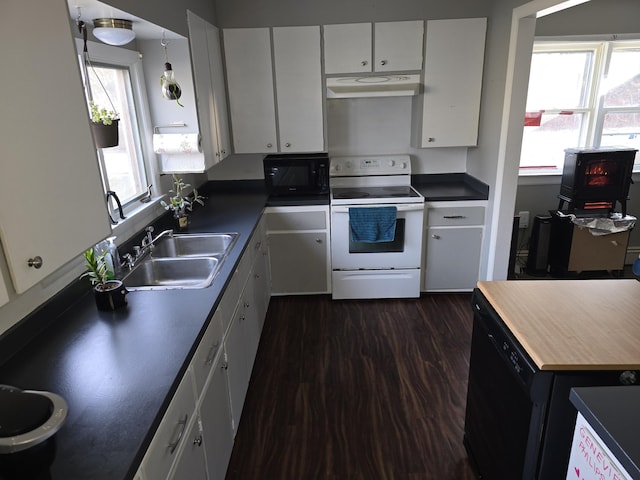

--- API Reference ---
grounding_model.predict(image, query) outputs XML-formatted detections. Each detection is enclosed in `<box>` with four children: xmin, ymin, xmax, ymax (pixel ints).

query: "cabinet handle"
<box><xmin>427</xmin><ymin>137</ymin><xmax>435</xmax><ymax>143</ymax></box>
<box><xmin>28</xmin><ymin>256</ymin><xmax>43</xmax><ymax>269</ymax></box>
<box><xmin>284</xmin><ymin>143</ymin><xmax>291</xmax><ymax>148</ymax></box>
<box><xmin>205</xmin><ymin>341</ymin><xmax>220</xmax><ymax>366</ymax></box>
<box><xmin>380</xmin><ymin>60</ymin><xmax>387</xmax><ymax>66</ymax></box>
<box><xmin>443</xmin><ymin>215</ymin><xmax>467</xmax><ymax>219</ymax></box>
<box><xmin>267</xmin><ymin>143</ymin><xmax>273</xmax><ymax>148</ymax></box>
<box><xmin>215</xmin><ymin>151</ymin><xmax>220</xmax><ymax>157</ymax></box>
<box><xmin>221</xmin><ymin>150</ymin><xmax>226</xmax><ymax>155</ymax></box>
<box><xmin>168</xmin><ymin>414</ymin><xmax>188</xmax><ymax>454</ymax></box>
<box><xmin>361</xmin><ymin>60</ymin><xmax>368</xmax><ymax>66</ymax></box>
<box><xmin>431</xmin><ymin>234</ymin><xmax>441</xmax><ymax>239</ymax></box>
<box><xmin>244</xmin><ymin>302</ymin><xmax>250</xmax><ymax>309</ymax></box>
<box><xmin>193</xmin><ymin>435</ymin><xmax>203</xmax><ymax>447</ymax></box>
<box><xmin>221</xmin><ymin>361</ymin><xmax>229</xmax><ymax>370</ymax></box>
<box><xmin>240</xmin><ymin>315</ymin><xmax>246</xmax><ymax>322</ymax></box>
<box><xmin>315</xmin><ymin>238</ymin><xmax>323</xmax><ymax>244</ymax></box>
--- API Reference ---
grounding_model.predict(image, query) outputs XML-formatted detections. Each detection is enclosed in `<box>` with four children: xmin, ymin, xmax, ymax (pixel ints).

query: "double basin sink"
<box><xmin>122</xmin><ymin>231</ymin><xmax>238</xmax><ymax>290</ymax></box>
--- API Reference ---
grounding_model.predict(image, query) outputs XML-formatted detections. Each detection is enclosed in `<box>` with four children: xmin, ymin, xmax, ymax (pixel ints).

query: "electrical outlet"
<box><xmin>518</xmin><ymin>211</ymin><xmax>530</xmax><ymax>229</ymax></box>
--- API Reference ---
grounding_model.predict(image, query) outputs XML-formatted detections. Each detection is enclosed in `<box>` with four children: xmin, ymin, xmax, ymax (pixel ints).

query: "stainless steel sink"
<box><xmin>151</xmin><ymin>232</ymin><xmax>239</xmax><ymax>259</ymax></box>
<box><xmin>121</xmin><ymin>231</ymin><xmax>239</xmax><ymax>290</ymax></box>
<box><xmin>123</xmin><ymin>257</ymin><xmax>221</xmax><ymax>290</ymax></box>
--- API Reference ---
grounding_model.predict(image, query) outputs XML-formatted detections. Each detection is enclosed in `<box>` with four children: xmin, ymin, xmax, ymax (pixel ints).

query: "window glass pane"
<box><xmin>88</xmin><ymin>65</ymin><xmax>147</xmax><ymax>206</ymax></box>
<box><xmin>526</xmin><ymin>51</ymin><xmax>593</xmax><ymax>110</ymax></box>
<box><xmin>520</xmin><ymin>113</ymin><xmax>585</xmax><ymax>170</ymax></box>
<box><xmin>603</xmin><ymin>49</ymin><xmax>640</xmax><ymax>108</ymax></box>
<box><xmin>600</xmin><ymin>112</ymin><xmax>640</xmax><ymax>154</ymax></box>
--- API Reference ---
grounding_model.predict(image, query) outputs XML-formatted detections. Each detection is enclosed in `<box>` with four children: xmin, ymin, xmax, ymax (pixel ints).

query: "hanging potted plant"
<box><xmin>81</xmin><ymin>247</ymin><xmax>128</xmax><ymax>311</ymax></box>
<box><xmin>89</xmin><ymin>101</ymin><xmax>120</xmax><ymax>149</ymax></box>
<box><xmin>160</xmin><ymin>175</ymin><xmax>206</xmax><ymax>231</ymax></box>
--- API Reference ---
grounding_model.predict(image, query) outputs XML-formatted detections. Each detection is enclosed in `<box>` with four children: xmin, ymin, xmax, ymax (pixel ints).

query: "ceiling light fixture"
<box><xmin>92</xmin><ymin>18</ymin><xmax>135</xmax><ymax>46</ymax></box>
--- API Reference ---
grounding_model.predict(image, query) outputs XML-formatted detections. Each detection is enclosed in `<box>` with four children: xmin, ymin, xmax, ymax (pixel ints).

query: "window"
<box><xmin>76</xmin><ymin>39</ymin><xmax>155</xmax><ymax>218</ymax></box>
<box><xmin>520</xmin><ymin>40</ymin><xmax>640</xmax><ymax>174</ymax></box>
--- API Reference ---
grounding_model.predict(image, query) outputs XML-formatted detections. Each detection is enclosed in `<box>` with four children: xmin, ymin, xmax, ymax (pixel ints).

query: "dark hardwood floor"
<box><xmin>225</xmin><ymin>294</ymin><xmax>478</xmax><ymax>480</ymax></box>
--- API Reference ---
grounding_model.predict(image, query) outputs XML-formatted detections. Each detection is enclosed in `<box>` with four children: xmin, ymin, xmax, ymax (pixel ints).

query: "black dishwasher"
<box><xmin>463</xmin><ymin>289</ymin><xmax>639</xmax><ymax>479</ymax></box>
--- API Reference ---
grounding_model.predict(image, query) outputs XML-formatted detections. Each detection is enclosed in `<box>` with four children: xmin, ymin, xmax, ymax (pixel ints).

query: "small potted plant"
<box><xmin>160</xmin><ymin>175</ymin><xmax>206</xmax><ymax>231</ymax></box>
<box><xmin>89</xmin><ymin>101</ymin><xmax>120</xmax><ymax>148</ymax></box>
<box><xmin>81</xmin><ymin>247</ymin><xmax>127</xmax><ymax>311</ymax></box>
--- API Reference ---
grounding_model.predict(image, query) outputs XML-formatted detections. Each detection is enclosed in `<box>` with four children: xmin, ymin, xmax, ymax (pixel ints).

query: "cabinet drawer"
<box><xmin>266</xmin><ymin>210</ymin><xmax>327</xmax><ymax>231</ymax></box>
<box><xmin>427</xmin><ymin>206</ymin><xmax>484</xmax><ymax>226</ymax></box>
<box><xmin>142</xmin><ymin>371</ymin><xmax>196</xmax><ymax>480</ymax></box>
<box><xmin>192</xmin><ymin>310</ymin><xmax>224</xmax><ymax>395</ymax></box>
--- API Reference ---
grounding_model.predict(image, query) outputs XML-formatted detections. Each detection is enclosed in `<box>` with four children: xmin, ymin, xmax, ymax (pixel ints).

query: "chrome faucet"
<box><xmin>122</xmin><ymin>227</ymin><xmax>173</xmax><ymax>270</ymax></box>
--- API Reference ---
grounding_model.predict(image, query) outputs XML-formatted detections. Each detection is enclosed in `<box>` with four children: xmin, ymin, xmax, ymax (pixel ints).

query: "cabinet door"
<box><xmin>414</xmin><ymin>18</ymin><xmax>486</xmax><ymax>147</ymax></box>
<box><xmin>268</xmin><ymin>231</ymin><xmax>329</xmax><ymax>294</ymax></box>
<box><xmin>208</xmin><ymin>24</ymin><xmax>231</xmax><ymax>161</ymax></box>
<box><xmin>0</xmin><ymin>0</ymin><xmax>111</xmax><ymax>294</ymax></box>
<box><xmin>273</xmin><ymin>26</ymin><xmax>324</xmax><ymax>152</ymax></box>
<box><xmin>223</xmin><ymin>28</ymin><xmax>277</xmax><ymax>153</ymax></box>
<box><xmin>424</xmin><ymin>226</ymin><xmax>483</xmax><ymax>292</ymax></box>
<box><xmin>200</xmin><ymin>359</ymin><xmax>234</xmax><ymax>480</ymax></box>
<box><xmin>374</xmin><ymin>21</ymin><xmax>424</xmax><ymax>72</ymax></box>
<box><xmin>241</xmin><ymin>270</ymin><xmax>262</xmax><ymax>371</ymax></box>
<box><xmin>168</xmin><ymin>416</ymin><xmax>207</xmax><ymax>480</ymax></box>
<box><xmin>0</xmin><ymin>270</ymin><xmax>9</xmax><ymax>308</ymax></box>
<box><xmin>224</xmin><ymin>308</ymin><xmax>250</xmax><ymax>434</ymax></box>
<box><xmin>187</xmin><ymin>11</ymin><xmax>218</xmax><ymax>170</ymax></box>
<box><xmin>323</xmin><ymin>23</ymin><xmax>372</xmax><ymax>74</ymax></box>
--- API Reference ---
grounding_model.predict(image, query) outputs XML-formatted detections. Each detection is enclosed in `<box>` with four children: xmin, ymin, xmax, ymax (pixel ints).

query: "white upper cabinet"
<box><xmin>323</xmin><ymin>23</ymin><xmax>372</xmax><ymax>74</ymax></box>
<box><xmin>413</xmin><ymin>18</ymin><xmax>487</xmax><ymax>148</ymax></box>
<box><xmin>224</xmin><ymin>28</ymin><xmax>278</xmax><ymax>154</ymax></box>
<box><xmin>324</xmin><ymin>21</ymin><xmax>424</xmax><ymax>74</ymax></box>
<box><xmin>224</xmin><ymin>26</ymin><xmax>324</xmax><ymax>154</ymax></box>
<box><xmin>272</xmin><ymin>26</ymin><xmax>324</xmax><ymax>152</ymax></box>
<box><xmin>0</xmin><ymin>0</ymin><xmax>111</xmax><ymax>294</ymax></box>
<box><xmin>187</xmin><ymin>11</ymin><xmax>231</xmax><ymax>166</ymax></box>
<box><xmin>374</xmin><ymin>21</ymin><xmax>424</xmax><ymax>72</ymax></box>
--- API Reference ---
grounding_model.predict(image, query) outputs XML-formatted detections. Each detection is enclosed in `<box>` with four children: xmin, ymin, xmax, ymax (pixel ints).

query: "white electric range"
<box><xmin>329</xmin><ymin>155</ymin><xmax>425</xmax><ymax>299</ymax></box>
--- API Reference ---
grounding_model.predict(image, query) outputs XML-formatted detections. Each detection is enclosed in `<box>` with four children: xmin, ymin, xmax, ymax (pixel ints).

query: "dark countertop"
<box><xmin>0</xmin><ymin>174</ymin><xmax>486</xmax><ymax>479</ymax></box>
<box><xmin>412</xmin><ymin>173</ymin><xmax>489</xmax><ymax>201</ymax></box>
<box><xmin>0</xmin><ymin>184</ymin><xmax>268</xmax><ymax>480</ymax></box>
<box><xmin>570</xmin><ymin>386</ymin><xmax>640</xmax><ymax>478</ymax></box>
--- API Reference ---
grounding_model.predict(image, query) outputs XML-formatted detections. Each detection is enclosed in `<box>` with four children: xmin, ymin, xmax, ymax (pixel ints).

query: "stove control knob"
<box><xmin>388</xmin><ymin>160</ymin><xmax>396</xmax><ymax>167</ymax></box>
<box><xmin>334</xmin><ymin>164</ymin><xmax>341</xmax><ymax>172</ymax></box>
<box><xmin>345</xmin><ymin>161</ymin><xmax>353</xmax><ymax>170</ymax></box>
<box><xmin>401</xmin><ymin>162</ymin><xmax>408</xmax><ymax>169</ymax></box>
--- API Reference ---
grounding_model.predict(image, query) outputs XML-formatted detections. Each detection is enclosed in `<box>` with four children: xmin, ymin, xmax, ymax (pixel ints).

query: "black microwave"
<box><xmin>263</xmin><ymin>153</ymin><xmax>329</xmax><ymax>196</ymax></box>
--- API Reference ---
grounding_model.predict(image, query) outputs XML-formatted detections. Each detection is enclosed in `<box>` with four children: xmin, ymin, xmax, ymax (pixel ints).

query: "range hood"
<box><xmin>326</xmin><ymin>74</ymin><xmax>421</xmax><ymax>99</ymax></box>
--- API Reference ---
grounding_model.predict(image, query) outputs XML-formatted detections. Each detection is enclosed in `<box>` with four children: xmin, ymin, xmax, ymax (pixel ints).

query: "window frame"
<box><xmin>75</xmin><ymin>39</ymin><xmax>160</xmax><ymax>219</ymax></box>
<box><xmin>520</xmin><ymin>37</ymin><xmax>640</xmax><ymax>176</ymax></box>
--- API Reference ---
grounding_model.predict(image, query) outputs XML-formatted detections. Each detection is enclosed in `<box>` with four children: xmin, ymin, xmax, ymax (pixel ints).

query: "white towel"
<box><xmin>153</xmin><ymin>133</ymin><xmax>201</xmax><ymax>154</ymax></box>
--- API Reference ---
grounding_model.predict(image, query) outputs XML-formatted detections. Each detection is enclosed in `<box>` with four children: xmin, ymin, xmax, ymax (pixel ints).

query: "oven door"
<box><xmin>330</xmin><ymin>203</ymin><xmax>424</xmax><ymax>270</ymax></box>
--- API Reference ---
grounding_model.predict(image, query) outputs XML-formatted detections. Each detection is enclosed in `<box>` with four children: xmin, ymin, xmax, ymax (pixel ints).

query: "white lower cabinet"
<box><xmin>265</xmin><ymin>206</ymin><xmax>331</xmax><ymax>295</ymax></box>
<box><xmin>199</xmin><ymin>356</ymin><xmax>234</xmax><ymax>480</ymax></box>
<box><xmin>423</xmin><ymin>202</ymin><xmax>486</xmax><ymax>292</ymax></box>
<box><xmin>139</xmin><ymin>218</ymin><xmax>270</xmax><ymax>479</ymax></box>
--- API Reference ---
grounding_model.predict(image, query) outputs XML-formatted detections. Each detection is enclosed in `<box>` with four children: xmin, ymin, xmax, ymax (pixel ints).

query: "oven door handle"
<box><xmin>331</xmin><ymin>204</ymin><xmax>425</xmax><ymax>213</ymax></box>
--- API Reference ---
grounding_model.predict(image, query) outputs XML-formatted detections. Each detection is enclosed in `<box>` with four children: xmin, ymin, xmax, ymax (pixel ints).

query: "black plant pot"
<box><xmin>90</xmin><ymin>120</ymin><xmax>119</xmax><ymax>148</ymax></box>
<box><xmin>94</xmin><ymin>280</ymin><xmax>128</xmax><ymax>311</ymax></box>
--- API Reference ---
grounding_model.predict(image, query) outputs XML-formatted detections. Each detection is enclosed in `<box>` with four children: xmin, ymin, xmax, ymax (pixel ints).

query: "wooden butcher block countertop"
<box><xmin>477</xmin><ymin>280</ymin><xmax>640</xmax><ymax>371</ymax></box>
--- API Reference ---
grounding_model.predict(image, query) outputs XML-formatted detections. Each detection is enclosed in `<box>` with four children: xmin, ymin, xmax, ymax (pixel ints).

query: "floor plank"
<box><xmin>225</xmin><ymin>294</ymin><xmax>477</xmax><ymax>480</ymax></box>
